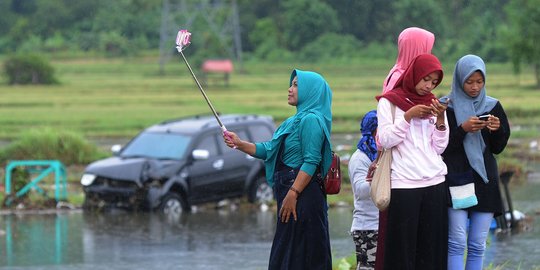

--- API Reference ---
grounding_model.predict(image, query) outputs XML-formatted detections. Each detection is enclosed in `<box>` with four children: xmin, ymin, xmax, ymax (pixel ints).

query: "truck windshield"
<box><xmin>120</xmin><ymin>132</ymin><xmax>191</xmax><ymax>160</ymax></box>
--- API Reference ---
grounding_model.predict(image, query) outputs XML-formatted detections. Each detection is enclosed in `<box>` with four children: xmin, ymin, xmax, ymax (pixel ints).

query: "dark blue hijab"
<box><xmin>357</xmin><ymin>110</ymin><xmax>378</xmax><ymax>161</ymax></box>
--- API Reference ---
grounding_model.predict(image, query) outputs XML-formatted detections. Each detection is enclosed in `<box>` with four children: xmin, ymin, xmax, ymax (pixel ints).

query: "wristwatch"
<box><xmin>436</xmin><ymin>123</ymin><xmax>446</xmax><ymax>131</ymax></box>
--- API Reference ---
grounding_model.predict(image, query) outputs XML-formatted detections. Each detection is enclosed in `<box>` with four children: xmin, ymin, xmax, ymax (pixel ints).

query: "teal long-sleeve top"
<box><xmin>254</xmin><ymin>114</ymin><xmax>325</xmax><ymax>180</ymax></box>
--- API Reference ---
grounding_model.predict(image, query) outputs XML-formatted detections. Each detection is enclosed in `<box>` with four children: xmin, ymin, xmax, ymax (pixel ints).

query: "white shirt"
<box><xmin>348</xmin><ymin>149</ymin><xmax>379</xmax><ymax>231</ymax></box>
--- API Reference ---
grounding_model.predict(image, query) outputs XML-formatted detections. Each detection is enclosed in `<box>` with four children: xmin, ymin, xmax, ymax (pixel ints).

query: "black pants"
<box><xmin>383</xmin><ymin>182</ymin><xmax>448</xmax><ymax>270</ymax></box>
<box><xmin>268</xmin><ymin>167</ymin><xmax>331</xmax><ymax>270</ymax></box>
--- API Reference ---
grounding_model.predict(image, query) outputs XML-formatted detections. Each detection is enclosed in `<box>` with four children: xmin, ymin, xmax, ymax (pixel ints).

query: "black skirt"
<box><xmin>268</xmin><ymin>167</ymin><xmax>332</xmax><ymax>270</ymax></box>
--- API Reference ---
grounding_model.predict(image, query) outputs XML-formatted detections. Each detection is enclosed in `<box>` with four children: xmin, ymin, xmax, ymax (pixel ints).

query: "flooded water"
<box><xmin>0</xmin><ymin>208</ymin><xmax>347</xmax><ymax>270</ymax></box>
<box><xmin>1</xmin><ymin>135</ymin><xmax>540</xmax><ymax>269</ymax></box>
<box><xmin>1</xmin><ymin>180</ymin><xmax>539</xmax><ymax>270</ymax></box>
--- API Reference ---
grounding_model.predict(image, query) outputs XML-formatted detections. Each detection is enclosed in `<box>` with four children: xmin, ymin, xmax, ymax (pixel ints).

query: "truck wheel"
<box><xmin>248</xmin><ymin>176</ymin><xmax>273</xmax><ymax>204</ymax></box>
<box><xmin>159</xmin><ymin>192</ymin><xmax>188</xmax><ymax>214</ymax></box>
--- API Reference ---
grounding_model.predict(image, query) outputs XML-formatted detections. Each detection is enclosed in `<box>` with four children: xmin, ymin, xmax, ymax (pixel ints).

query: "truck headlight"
<box><xmin>81</xmin><ymin>174</ymin><xmax>97</xmax><ymax>186</ymax></box>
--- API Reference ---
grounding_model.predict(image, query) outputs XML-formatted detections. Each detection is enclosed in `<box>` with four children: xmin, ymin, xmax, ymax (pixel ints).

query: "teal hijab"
<box><xmin>262</xmin><ymin>69</ymin><xmax>333</xmax><ymax>186</ymax></box>
<box><xmin>446</xmin><ymin>55</ymin><xmax>497</xmax><ymax>183</ymax></box>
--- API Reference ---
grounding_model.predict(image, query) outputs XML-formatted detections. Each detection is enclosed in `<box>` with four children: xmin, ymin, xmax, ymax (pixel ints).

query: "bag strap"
<box><xmin>379</xmin><ymin>103</ymin><xmax>396</xmax><ymax>154</ymax></box>
<box><xmin>390</xmin><ymin>102</ymin><xmax>396</xmax><ymax>122</ymax></box>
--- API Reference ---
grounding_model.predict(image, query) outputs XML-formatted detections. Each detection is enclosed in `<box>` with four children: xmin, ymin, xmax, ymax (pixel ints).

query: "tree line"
<box><xmin>0</xmin><ymin>0</ymin><xmax>538</xmax><ymax>86</ymax></box>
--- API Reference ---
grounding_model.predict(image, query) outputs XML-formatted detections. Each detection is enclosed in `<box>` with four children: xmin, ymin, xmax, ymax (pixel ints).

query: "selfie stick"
<box><xmin>175</xmin><ymin>30</ymin><xmax>236</xmax><ymax>147</ymax></box>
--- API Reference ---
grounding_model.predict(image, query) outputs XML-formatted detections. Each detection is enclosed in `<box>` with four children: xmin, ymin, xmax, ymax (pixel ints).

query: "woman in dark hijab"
<box><xmin>348</xmin><ymin>110</ymin><xmax>379</xmax><ymax>269</ymax></box>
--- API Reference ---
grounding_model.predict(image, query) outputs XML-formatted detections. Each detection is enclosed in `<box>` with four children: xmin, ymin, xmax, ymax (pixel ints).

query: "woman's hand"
<box><xmin>223</xmin><ymin>131</ymin><xmax>241</xmax><ymax>148</ymax></box>
<box><xmin>486</xmin><ymin>115</ymin><xmax>500</xmax><ymax>132</ymax></box>
<box><xmin>404</xmin><ymin>104</ymin><xmax>433</xmax><ymax>122</ymax></box>
<box><xmin>430</xmin><ymin>98</ymin><xmax>448</xmax><ymax>118</ymax></box>
<box><xmin>223</xmin><ymin>131</ymin><xmax>257</xmax><ymax>155</ymax></box>
<box><xmin>461</xmin><ymin>116</ymin><xmax>488</xmax><ymax>133</ymax></box>
<box><xmin>279</xmin><ymin>190</ymin><xmax>298</xmax><ymax>223</ymax></box>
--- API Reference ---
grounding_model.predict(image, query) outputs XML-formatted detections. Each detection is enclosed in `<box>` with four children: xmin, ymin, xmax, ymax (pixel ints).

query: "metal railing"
<box><xmin>4</xmin><ymin>160</ymin><xmax>67</xmax><ymax>206</ymax></box>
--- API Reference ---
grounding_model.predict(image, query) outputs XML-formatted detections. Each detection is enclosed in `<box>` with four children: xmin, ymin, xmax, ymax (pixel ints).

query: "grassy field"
<box><xmin>0</xmin><ymin>54</ymin><xmax>537</xmax><ymax>191</ymax></box>
<box><xmin>0</xmin><ymin>55</ymin><xmax>539</xmax><ymax>141</ymax></box>
<box><xmin>0</xmin><ymin>55</ymin><xmax>536</xmax><ymax>270</ymax></box>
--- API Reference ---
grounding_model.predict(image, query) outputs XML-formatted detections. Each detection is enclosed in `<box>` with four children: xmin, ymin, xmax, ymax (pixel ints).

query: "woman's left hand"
<box><xmin>430</xmin><ymin>98</ymin><xmax>448</xmax><ymax>118</ymax></box>
<box><xmin>486</xmin><ymin>115</ymin><xmax>500</xmax><ymax>131</ymax></box>
<box><xmin>279</xmin><ymin>191</ymin><xmax>298</xmax><ymax>223</ymax></box>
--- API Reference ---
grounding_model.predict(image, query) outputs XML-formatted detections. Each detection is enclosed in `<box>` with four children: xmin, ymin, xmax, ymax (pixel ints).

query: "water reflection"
<box><xmin>1</xmin><ymin>208</ymin><xmax>278</xmax><ymax>270</ymax></box>
<box><xmin>1</xmin><ymin>181</ymin><xmax>539</xmax><ymax>269</ymax></box>
<box><xmin>2</xmin><ymin>212</ymin><xmax>84</xmax><ymax>267</ymax></box>
<box><xmin>80</xmin><ymin>208</ymin><xmax>278</xmax><ymax>270</ymax></box>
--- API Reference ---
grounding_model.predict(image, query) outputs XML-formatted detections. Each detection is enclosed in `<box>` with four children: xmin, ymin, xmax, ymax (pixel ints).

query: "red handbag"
<box><xmin>324</xmin><ymin>152</ymin><xmax>341</xmax><ymax>194</ymax></box>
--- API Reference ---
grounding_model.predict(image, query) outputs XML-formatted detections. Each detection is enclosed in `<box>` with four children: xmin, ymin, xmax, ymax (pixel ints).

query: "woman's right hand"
<box><xmin>223</xmin><ymin>131</ymin><xmax>240</xmax><ymax>148</ymax></box>
<box><xmin>461</xmin><ymin>116</ymin><xmax>488</xmax><ymax>133</ymax></box>
<box><xmin>223</xmin><ymin>131</ymin><xmax>257</xmax><ymax>155</ymax></box>
<box><xmin>404</xmin><ymin>104</ymin><xmax>433</xmax><ymax>122</ymax></box>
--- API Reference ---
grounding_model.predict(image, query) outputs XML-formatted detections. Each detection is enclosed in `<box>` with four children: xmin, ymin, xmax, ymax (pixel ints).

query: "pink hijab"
<box><xmin>382</xmin><ymin>27</ymin><xmax>435</xmax><ymax>93</ymax></box>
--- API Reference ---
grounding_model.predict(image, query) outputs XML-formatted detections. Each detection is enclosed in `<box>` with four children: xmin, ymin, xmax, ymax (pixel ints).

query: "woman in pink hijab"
<box><xmin>375</xmin><ymin>26</ymin><xmax>436</xmax><ymax>270</ymax></box>
<box><xmin>382</xmin><ymin>27</ymin><xmax>435</xmax><ymax>93</ymax></box>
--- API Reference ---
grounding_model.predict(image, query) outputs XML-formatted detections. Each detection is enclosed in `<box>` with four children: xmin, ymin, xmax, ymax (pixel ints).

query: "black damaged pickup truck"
<box><xmin>81</xmin><ymin>114</ymin><xmax>275</xmax><ymax>214</ymax></box>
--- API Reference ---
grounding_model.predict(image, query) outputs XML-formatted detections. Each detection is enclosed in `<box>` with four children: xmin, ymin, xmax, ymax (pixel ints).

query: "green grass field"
<box><xmin>1</xmin><ymin>55</ymin><xmax>538</xmax><ymax>270</ymax></box>
<box><xmin>0</xmin><ymin>55</ymin><xmax>539</xmax><ymax>141</ymax></box>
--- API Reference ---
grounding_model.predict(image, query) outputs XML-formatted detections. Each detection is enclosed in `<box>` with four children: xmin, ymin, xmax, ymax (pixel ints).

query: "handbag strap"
<box><xmin>383</xmin><ymin>103</ymin><xmax>396</xmax><ymax>155</ymax></box>
<box><xmin>390</xmin><ymin>102</ymin><xmax>396</xmax><ymax>123</ymax></box>
<box><xmin>380</xmin><ymin>103</ymin><xmax>396</xmax><ymax>154</ymax></box>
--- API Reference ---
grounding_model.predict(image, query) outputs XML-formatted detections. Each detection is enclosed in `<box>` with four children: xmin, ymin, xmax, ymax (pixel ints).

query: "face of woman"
<box><xmin>414</xmin><ymin>72</ymin><xmax>440</xmax><ymax>96</ymax></box>
<box><xmin>288</xmin><ymin>76</ymin><xmax>298</xmax><ymax>106</ymax></box>
<box><xmin>463</xmin><ymin>71</ymin><xmax>484</xmax><ymax>98</ymax></box>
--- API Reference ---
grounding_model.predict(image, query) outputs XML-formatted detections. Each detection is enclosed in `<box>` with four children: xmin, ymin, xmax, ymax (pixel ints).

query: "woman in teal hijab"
<box><xmin>224</xmin><ymin>69</ymin><xmax>333</xmax><ymax>269</ymax></box>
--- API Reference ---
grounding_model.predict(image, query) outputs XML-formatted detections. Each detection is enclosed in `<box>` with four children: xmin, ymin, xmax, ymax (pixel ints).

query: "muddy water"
<box><xmin>1</xmin><ymin>135</ymin><xmax>539</xmax><ymax>269</ymax></box>
<box><xmin>1</xmin><ymin>180</ymin><xmax>539</xmax><ymax>270</ymax></box>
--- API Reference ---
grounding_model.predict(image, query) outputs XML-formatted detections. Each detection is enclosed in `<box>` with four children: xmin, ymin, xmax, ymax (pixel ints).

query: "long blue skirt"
<box><xmin>268</xmin><ymin>167</ymin><xmax>332</xmax><ymax>270</ymax></box>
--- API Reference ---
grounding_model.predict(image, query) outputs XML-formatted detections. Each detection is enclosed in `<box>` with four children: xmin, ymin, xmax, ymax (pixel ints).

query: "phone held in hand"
<box><xmin>478</xmin><ymin>114</ymin><xmax>490</xmax><ymax>121</ymax></box>
<box><xmin>438</xmin><ymin>97</ymin><xmax>450</xmax><ymax>105</ymax></box>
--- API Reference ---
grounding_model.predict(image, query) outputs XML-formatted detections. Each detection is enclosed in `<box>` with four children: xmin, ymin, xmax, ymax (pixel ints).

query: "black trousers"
<box><xmin>268</xmin><ymin>167</ymin><xmax>331</xmax><ymax>270</ymax></box>
<box><xmin>383</xmin><ymin>182</ymin><xmax>448</xmax><ymax>270</ymax></box>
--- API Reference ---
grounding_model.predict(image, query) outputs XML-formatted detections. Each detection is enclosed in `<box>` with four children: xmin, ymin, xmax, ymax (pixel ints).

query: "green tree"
<box><xmin>392</xmin><ymin>0</ymin><xmax>446</xmax><ymax>40</ymax></box>
<box><xmin>250</xmin><ymin>17</ymin><xmax>292</xmax><ymax>61</ymax></box>
<box><xmin>91</xmin><ymin>0</ymin><xmax>160</xmax><ymax>51</ymax></box>
<box><xmin>280</xmin><ymin>0</ymin><xmax>341</xmax><ymax>51</ymax></box>
<box><xmin>326</xmin><ymin>0</ymin><xmax>397</xmax><ymax>43</ymax></box>
<box><xmin>299</xmin><ymin>33</ymin><xmax>362</xmax><ymax>62</ymax></box>
<box><xmin>437</xmin><ymin>0</ymin><xmax>509</xmax><ymax>62</ymax></box>
<box><xmin>237</xmin><ymin>0</ymin><xmax>282</xmax><ymax>52</ymax></box>
<box><xmin>505</xmin><ymin>0</ymin><xmax>540</xmax><ymax>88</ymax></box>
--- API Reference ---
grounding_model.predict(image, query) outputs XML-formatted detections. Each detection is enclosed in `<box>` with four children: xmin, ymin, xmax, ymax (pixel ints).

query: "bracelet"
<box><xmin>289</xmin><ymin>186</ymin><xmax>301</xmax><ymax>196</ymax></box>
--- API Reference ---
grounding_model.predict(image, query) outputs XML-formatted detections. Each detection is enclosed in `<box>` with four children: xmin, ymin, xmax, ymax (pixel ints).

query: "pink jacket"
<box><xmin>376</xmin><ymin>98</ymin><xmax>449</xmax><ymax>189</ymax></box>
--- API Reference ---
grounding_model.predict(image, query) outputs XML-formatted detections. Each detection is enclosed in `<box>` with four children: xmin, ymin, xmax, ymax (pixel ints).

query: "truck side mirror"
<box><xmin>192</xmin><ymin>149</ymin><xmax>209</xmax><ymax>160</ymax></box>
<box><xmin>111</xmin><ymin>144</ymin><xmax>122</xmax><ymax>155</ymax></box>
